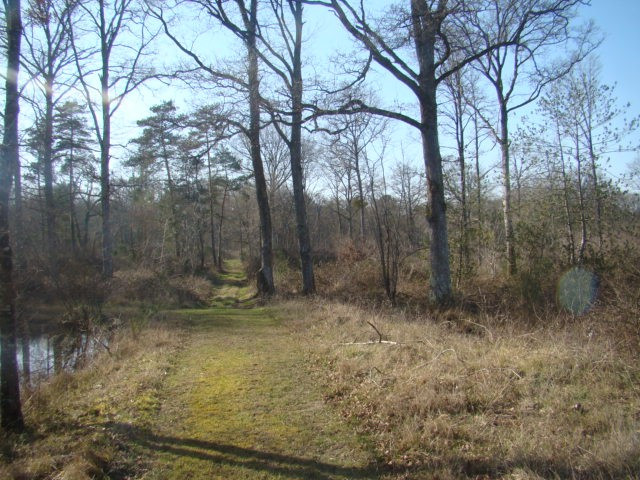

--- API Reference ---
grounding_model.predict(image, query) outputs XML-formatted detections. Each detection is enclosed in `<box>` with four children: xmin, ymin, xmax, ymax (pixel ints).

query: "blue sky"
<box><xmin>116</xmin><ymin>1</ymin><xmax>639</xmax><ymax>185</ymax></box>
<box><xmin>587</xmin><ymin>1</ymin><xmax>640</xmax><ymax>110</ymax></box>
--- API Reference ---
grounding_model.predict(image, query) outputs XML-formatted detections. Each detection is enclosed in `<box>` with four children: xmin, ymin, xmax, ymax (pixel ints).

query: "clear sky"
<box><xmin>587</xmin><ymin>0</ymin><xmax>640</xmax><ymax>109</ymax></box>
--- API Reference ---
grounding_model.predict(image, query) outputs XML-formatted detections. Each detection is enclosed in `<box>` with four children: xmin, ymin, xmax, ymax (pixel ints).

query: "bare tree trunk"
<box><xmin>586</xmin><ymin>139</ymin><xmax>603</xmax><ymax>252</ymax></box>
<box><xmin>412</xmin><ymin>0</ymin><xmax>451</xmax><ymax>304</ymax></box>
<box><xmin>100</xmin><ymin>44</ymin><xmax>113</xmax><ymax>277</ymax></box>
<box><xmin>205</xmin><ymin>135</ymin><xmax>218</xmax><ymax>269</ymax></box>
<box><xmin>0</xmin><ymin>0</ymin><xmax>24</xmax><ymax>432</ymax></box>
<box><xmin>575</xmin><ymin>130</ymin><xmax>587</xmax><ymax>263</ymax></box>
<box><xmin>43</xmin><ymin>80</ymin><xmax>57</xmax><ymax>273</ymax></box>
<box><xmin>13</xmin><ymin>147</ymin><xmax>25</xmax><ymax>269</ymax></box>
<box><xmin>420</xmin><ymin>100</ymin><xmax>452</xmax><ymax>303</ymax></box>
<box><xmin>334</xmin><ymin>191</ymin><xmax>343</xmax><ymax>235</ymax></box>
<box><xmin>289</xmin><ymin>0</ymin><xmax>315</xmax><ymax>294</ymax></box>
<box><xmin>247</xmin><ymin>0</ymin><xmax>274</xmax><ymax>295</ymax></box>
<box><xmin>499</xmin><ymin>101</ymin><xmax>517</xmax><ymax>275</ymax></box>
<box><xmin>354</xmin><ymin>151</ymin><xmax>366</xmax><ymax>244</ymax></box>
<box><xmin>556</xmin><ymin>131</ymin><xmax>576</xmax><ymax>264</ymax></box>
<box><xmin>162</xmin><ymin>152</ymin><xmax>181</xmax><ymax>259</ymax></box>
<box><xmin>68</xmin><ymin>142</ymin><xmax>78</xmax><ymax>254</ymax></box>
<box><xmin>474</xmin><ymin>112</ymin><xmax>483</xmax><ymax>268</ymax></box>
<box><xmin>217</xmin><ymin>184</ymin><xmax>228</xmax><ymax>270</ymax></box>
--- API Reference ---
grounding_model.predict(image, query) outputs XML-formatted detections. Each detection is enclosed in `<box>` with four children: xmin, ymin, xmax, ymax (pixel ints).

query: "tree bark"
<box><xmin>556</xmin><ymin>131</ymin><xmax>576</xmax><ymax>264</ymax></box>
<box><xmin>217</xmin><ymin>184</ymin><xmax>228</xmax><ymax>270</ymax></box>
<box><xmin>1</xmin><ymin>0</ymin><xmax>25</xmax><ymax>432</ymax></box>
<box><xmin>68</xmin><ymin>133</ymin><xmax>78</xmax><ymax>254</ymax></box>
<box><xmin>586</xmin><ymin>135</ymin><xmax>603</xmax><ymax>251</ymax></box>
<box><xmin>420</xmin><ymin>99</ymin><xmax>452</xmax><ymax>303</ymax></box>
<box><xmin>247</xmin><ymin>0</ymin><xmax>274</xmax><ymax>295</ymax></box>
<box><xmin>100</xmin><ymin>5</ymin><xmax>113</xmax><ymax>277</ymax></box>
<box><xmin>354</xmin><ymin>149</ymin><xmax>366</xmax><ymax>244</ymax></box>
<box><xmin>43</xmin><ymin>79</ymin><xmax>58</xmax><ymax>272</ymax></box>
<box><xmin>498</xmin><ymin>100</ymin><xmax>517</xmax><ymax>275</ymax></box>
<box><xmin>13</xmin><ymin>143</ymin><xmax>25</xmax><ymax>269</ymax></box>
<box><xmin>161</xmin><ymin>143</ymin><xmax>181</xmax><ymax>259</ymax></box>
<box><xmin>412</xmin><ymin>0</ymin><xmax>452</xmax><ymax>304</ymax></box>
<box><xmin>575</xmin><ymin>128</ymin><xmax>587</xmax><ymax>263</ymax></box>
<box><xmin>474</xmin><ymin>111</ymin><xmax>483</xmax><ymax>268</ymax></box>
<box><xmin>289</xmin><ymin>0</ymin><xmax>315</xmax><ymax>294</ymax></box>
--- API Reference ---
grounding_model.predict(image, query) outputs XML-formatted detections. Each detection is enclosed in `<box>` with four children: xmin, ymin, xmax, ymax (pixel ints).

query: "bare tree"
<box><xmin>70</xmin><ymin>0</ymin><xmax>158</xmax><ymax>277</ymax></box>
<box><xmin>0</xmin><ymin>0</ymin><xmax>24</xmax><ymax>432</ymax></box>
<box><xmin>469</xmin><ymin>0</ymin><xmax>597</xmax><ymax>274</ymax></box>
<box><xmin>258</xmin><ymin>0</ymin><xmax>316</xmax><ymax>293</ymax></box>
<box><xmin>326</xmin><ymin>111</ymin><xmax>386</xmax><ymax>246</ymax></box>
<box><xmin>304</xmin><ymin>0</ymin><xmax>529</xmax><ymax>303</ymax></box>
<box><xmin>442</xmin><ymin>64</ymin><xmax>476</xmax><ymax>278</ymax></box>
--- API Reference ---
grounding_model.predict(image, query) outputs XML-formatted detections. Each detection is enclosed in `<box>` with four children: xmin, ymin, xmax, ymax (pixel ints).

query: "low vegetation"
<box><xmin>285</xmin><ymin>297</ymin><xmax>640</xmax><ymax>479</ymax></box>
<box><xmin>1</xmin><ymin>256</ymin><xmax>639</xmax><ymax>479</ymax></box>
<box><xmin>0</xmin><ymin>324</ymin><xmax>183</xmax><ymax>479</ymax></box>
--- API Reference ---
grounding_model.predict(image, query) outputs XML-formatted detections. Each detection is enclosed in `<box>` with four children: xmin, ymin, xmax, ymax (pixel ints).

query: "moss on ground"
<box><xmin>125</xmin><ymin>305</ymin><xmax>377</xmax><ymax>479</ymax></box>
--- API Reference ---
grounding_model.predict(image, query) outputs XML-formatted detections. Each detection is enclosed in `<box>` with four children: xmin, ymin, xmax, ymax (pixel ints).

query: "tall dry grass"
<box><xmin>0</xmin><ymin>324</ymin><xmax>182</xmax><ymax>480</ymax></box>
<box><xmin>282</xmin><ymin>298</ymin><xmax>640</xmax><ymax>479</ymax></box>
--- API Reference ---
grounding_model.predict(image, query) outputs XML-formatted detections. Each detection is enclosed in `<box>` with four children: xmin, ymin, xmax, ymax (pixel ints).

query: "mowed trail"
<box><xmin>130</xmin><ymin>271</ymin><xmax>380</xmax><ymax>480</ymax></box>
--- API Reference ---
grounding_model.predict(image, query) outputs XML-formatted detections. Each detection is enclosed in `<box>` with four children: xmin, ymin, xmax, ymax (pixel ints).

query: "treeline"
<box><xmin>1</xmin><ymin>0</ymin><xmax>639</xmax><ymax>431</ymax></box>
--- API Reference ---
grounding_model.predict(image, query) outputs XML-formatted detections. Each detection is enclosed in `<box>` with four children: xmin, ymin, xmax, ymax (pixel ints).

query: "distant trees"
<box><xmin>131</xmin><ymin>101</ymin><xmax>186</xmax><ymax>260</ymax></box>
<box><xmin>0</xmin><ymin>0</ymin><xmax>638</xmax><ymax>380</ymax></box>
<box><xmin>535</xmin><ymin>61</ymin><xmax>639</xmax><ymax>264</ymax></box>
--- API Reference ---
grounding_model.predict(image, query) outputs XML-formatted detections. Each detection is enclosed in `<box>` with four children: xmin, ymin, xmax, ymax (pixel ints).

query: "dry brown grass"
<box><xmin>281</xmin><ymin>298</ymin><xmax>640</xmax><ymax>479</ymax></box>
<box><xmin>0</xmin><ymin>324</ymin><xmax>183</xmax><ymax>480</ymax></box>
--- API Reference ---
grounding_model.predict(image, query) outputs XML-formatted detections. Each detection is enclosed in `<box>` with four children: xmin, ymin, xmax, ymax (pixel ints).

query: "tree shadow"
<box><xmin>108</xmin><ymin>422</ymin><xmax>381</xmax><ymax>479</ymax></box>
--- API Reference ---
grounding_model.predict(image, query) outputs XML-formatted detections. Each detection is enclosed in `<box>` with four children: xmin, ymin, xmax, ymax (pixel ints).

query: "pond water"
<box><xmin>8</xmin><ymin>328</ymin><xmax>110</xmax><ymax>384</ymax></box>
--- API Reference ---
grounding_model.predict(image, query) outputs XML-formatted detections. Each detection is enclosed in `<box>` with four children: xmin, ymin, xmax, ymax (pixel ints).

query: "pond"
<box><xmin>4</xmin><ymin>325</ymin><xmax>111</xmax><ymax>385</ymax></box>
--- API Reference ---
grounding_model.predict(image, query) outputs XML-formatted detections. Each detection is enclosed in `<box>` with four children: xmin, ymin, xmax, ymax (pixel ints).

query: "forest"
<box><xmin>1</xmin><ymin>0</ymin><xmax>639</xmax><ymax>479</ymax></box>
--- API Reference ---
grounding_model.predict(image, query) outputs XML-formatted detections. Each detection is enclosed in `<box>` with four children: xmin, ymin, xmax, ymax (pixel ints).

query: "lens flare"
<box><xmin>557</xmin><ymin>267</ymin><xmax>598</xmax><ymax>315</ymax></box>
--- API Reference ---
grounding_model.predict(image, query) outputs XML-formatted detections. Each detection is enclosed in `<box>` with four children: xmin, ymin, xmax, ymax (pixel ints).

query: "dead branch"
<box><xmin>338</xmin><ymin>340</ymin><xmax>399</xmax><ymax>346</ymax></box>
<box><xmin>366</xmin><ymin>320</ymin><xmax>383</xmax><ymax>343</ymax></box>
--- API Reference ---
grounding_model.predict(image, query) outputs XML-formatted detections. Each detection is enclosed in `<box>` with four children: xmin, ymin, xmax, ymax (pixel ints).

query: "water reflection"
<box><xmin>11</xmin><ymin>328</ymin><xmax>110</xmax><ymax>384</ymax></box>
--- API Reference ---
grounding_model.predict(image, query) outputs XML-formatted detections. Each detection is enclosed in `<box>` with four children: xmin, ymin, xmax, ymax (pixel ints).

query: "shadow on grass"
<box><xmin>107</xmin><ymin>422</ymin><xmax>380</xmax><ymax>479</ymax></box>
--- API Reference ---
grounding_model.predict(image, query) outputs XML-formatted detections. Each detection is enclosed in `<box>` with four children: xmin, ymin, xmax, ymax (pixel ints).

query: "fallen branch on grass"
<box><xmin>337</xmin><ymin>320</ymin><xmax>399</xmax><ymax>346</ymax></box>
<box><xmin>367</xmin><ymin>320</ymin><xmax>384</xmax><ymax>343</ymax></box>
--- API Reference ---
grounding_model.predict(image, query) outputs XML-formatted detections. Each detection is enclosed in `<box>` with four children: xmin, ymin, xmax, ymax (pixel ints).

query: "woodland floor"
<box><xmin>120</xmin><ymin>266</ymin><xmax>381</xmax><ymax>480</ymax></box>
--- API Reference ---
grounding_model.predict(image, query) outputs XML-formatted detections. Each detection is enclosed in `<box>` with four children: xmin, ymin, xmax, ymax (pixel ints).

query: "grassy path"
<box><xmin>126</xmin><ymin>270</ymin><xmax>379</xmax><ymax>479</ymax></box>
